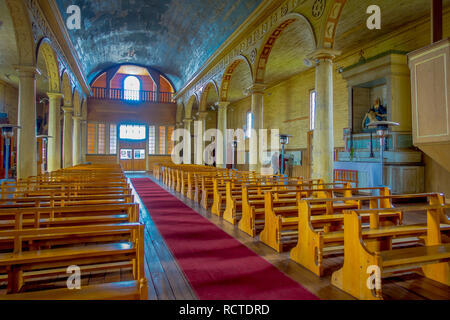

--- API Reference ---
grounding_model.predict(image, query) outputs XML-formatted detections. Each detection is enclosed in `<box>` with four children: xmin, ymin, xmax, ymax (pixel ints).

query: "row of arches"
<box><xmin>4</xmin><ymin>0</ymin><xmax>87</xmax><ymax>178</ymax></box>
<box><xmin>174</xmin><ymin>0</ymin><xmax>439</xmax><ymax>181</ymax></box>
<box><xmin>179</xmin><ymin>10</ymin><xmax>320</xmax><ymax>118</ymax></box>
<box><xmin>37</xmin><ymin>39</ymin><xmax>85</xmax><ymax>116</ymax></box>
<box><xmin>6</xmin><ymin>0</ymin><xmax>85</xmax><ymax>115</ymax></box>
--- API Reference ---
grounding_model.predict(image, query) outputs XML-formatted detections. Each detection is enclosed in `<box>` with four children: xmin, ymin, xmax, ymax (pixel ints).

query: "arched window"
<box><xmin>124</xmin><ymin>76</ymin><xmax>140</xmax><ymax>101</ymax></box>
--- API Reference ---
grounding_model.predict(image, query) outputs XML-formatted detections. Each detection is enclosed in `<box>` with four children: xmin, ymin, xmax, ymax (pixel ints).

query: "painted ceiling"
<box><xmin>55</xmin><ymin>0</ymin><xmax>263</xmax><ymax>90</ymax></box>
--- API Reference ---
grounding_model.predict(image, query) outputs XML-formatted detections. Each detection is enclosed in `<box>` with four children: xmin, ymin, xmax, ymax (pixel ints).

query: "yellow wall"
<box><xmin>227</xmin><ymin>96</ymin><xmax>251</xmax><ymax>152</ymax></box>
<box><xmin>0</xmin><ymin>79</ymin><xmax>18</xmax><ymax>125</ymax></box>
<box><xmin>264</xmin><ymin>69</ymin><xmax>315</xmax><ymax>148</ymax></box>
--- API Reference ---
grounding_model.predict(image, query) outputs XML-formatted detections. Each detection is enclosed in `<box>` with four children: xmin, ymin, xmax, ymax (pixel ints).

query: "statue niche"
<box><xmin>362</xmin><ymin>98</ymin><xmax>387</xmax><ymax>131</ymax></box>
<box><xmin>337</xmin><ymin>52</ymin><xmax>424</xmax><ymax>194</ymax></box>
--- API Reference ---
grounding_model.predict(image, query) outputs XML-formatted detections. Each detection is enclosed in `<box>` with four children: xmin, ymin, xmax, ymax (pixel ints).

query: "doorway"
<box><xmin>118</xmin><ymin>124</ymin><xmax>147</xmax><ymax>171</ymax></box>
<box><xmin>119</xmin><ymin>141</ymin><xmax>146</xmax><ymax>171</ymax></box>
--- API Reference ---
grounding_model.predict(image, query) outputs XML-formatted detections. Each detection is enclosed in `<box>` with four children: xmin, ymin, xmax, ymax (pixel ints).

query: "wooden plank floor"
<box><xmin>0</xmin><ymin>172</ymin><xmax>448</xmax><ymax>300</ymax></box>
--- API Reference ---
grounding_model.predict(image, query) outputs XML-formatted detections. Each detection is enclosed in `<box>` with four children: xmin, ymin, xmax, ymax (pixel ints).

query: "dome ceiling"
<box><xmin>55</xmin><ymin>0</ymin><xmax>263</xmax><ymax>90</ymax></box>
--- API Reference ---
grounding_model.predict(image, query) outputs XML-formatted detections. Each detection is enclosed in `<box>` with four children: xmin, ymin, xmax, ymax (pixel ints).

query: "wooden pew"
<box><xmin>0</xmin><ymin>202</ymin><xmax>139</xmax><ymax>228</ymax></box>
<box><xmin>0</xmin><ymin>163</ymin><xmax>148</xmax><ymax>300</ymax></box>
<box><xmin>0</xmin><ymin>194</ymin><xmax>134</xmax><ymax>208</ymax></box>
<box><xmin>0</xmin><ymin>203</ymin><xmax>139</xmax><ymax>252</ymax></box>
<box><xmin>259</xmin><ymin>187</ymin><xmax>370</xmax><ymax>252</ymax></box>
<box><xmin>2</xmin><ymin>180</ymin><xmax>130</xmax><ymax>194</ymax></box>
<box><xmin>1</xmin><ymin>187</ymin><xmax>132</xmax><ymax>200</ymax></box>
<box><xmin>223</xmin><ymin>179</ymin><xmax>325</xmax><ymax>225</ymax></box>
<box><xmin>331</xmin><ymin>202</ymin><xmax>450</xmax><ymax>300</ymax></box>
<box><xmin>210</xmin><ymin>176</ymin><xmax>287</xmax><ymax>216</ymax></box>
<box><xmin>0</xmin><ymin>223</ymin><xmax>147</xmax><ymax>299</ymax></box>
<box><xmin>237</xmin><ymin>182</ymin><xmax>346</xmax><ymax>237</ymax></box>
<box><xmin>291</xmin><ymin>193</ymin><xmax>447</xmax><ymax>277</ymax></box>
<box><xmin>201</xmin><ymin>175</ymin><xmax>262</xmax><ymax>210</ymax></box>
<box><xmin>158</xmin><ymin>164</ymin><xmax>259</xmax><ymax>205</ymax></box>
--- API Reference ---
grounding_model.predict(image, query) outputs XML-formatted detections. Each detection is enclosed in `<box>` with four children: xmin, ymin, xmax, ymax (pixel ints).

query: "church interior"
<box><xmin>0</xmin><ymin>0</ymin><xmax>449</xmax><ymax>301</ymax></box>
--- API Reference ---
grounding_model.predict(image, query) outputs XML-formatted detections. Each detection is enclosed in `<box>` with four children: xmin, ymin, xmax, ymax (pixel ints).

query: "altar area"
<box><xmin>335</xmin><ymin>51</ymin><xmax>424</xmax><ymax>194</ymax></box>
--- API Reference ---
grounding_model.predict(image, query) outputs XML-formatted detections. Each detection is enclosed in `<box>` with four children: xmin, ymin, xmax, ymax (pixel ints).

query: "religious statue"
<box><xmin>362</xmin><ymin>98</ymin><xmax>387</xmax><ymax>130</ymax></box>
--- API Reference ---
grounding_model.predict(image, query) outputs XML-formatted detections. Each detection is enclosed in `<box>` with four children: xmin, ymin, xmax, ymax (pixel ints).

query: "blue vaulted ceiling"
<box><xmin>55</xmin><ymin>0</ymin><xmax>263</xmax><ymax>90</ymax></box>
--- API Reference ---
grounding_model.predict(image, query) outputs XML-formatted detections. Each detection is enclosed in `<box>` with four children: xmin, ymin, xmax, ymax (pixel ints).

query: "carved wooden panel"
<box><xmin>409</xmin><ymin>39</ymin><xmax>449</xmax><ymax>144</ymax></box>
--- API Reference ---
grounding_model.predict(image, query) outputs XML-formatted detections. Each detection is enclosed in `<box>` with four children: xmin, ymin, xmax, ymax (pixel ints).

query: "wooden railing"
<box><xmin>334</xmin><ymin>169</ymin><xmax>358</xmax><ymax>187</ymax></box>
<box><xmin>91</xmin><ymin>87</ymin><xmax>174</xmax><ymax>103</ymax></box>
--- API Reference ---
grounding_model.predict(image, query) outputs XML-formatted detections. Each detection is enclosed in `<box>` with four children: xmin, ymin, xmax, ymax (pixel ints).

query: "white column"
<box><xmin>62</xmin><ymin>106</ymin><xmax>74</xmax><ymax>168</ymax></box>
<box><xmin>196</xmin><ymin>112</ymin><xmax>208</xmax><ymax>165</ymax></box>
<box><xmin>183</xmin><ymin>118</ymin><xmax>192</xmax><ymax>164</ymax></box>
<box><xmin>248</xmin><ymin>84</ymin><xmax>266</xmax><ymax>172</ymax></box>
<box><xmin>46</xmin><ymin>92</ymin><xmax>63</xmax><ymax>172</ymax></box>
<box><xmin>16</xmin><ymin>66</ymin><xmax>39</xmax><ymax>179</ymax></box>
<box><xmin>310</xmin><ymin>49</ymin><xmax>340</xmax><ymax>183</ymax></box>
<box><xmin>72</xmin><ymin>115</ymin><xmax>82</xmax><ymax>166</ymax></box>
<box><xmin>216</xmin><ymin>102</ymin><xmax>230</xmax><ymax>168</ymax></box>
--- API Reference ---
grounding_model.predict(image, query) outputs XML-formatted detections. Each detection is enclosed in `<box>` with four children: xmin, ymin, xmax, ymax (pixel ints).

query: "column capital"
<box><xmin>62</xmin><ymin>106</ymin><xmax>74</xmax><ymax>114</ymax></box>
<box><xmin>246</xmin><ymin>83</ymin><xmax>266</xmax><ymax>95</ymax></box>
<box><xmin>72</xmin><ymin>116</ymin><xmax>82</xmax><ymax>121</ymax></box>
<box><xmin>47</xmin><ymin>92</ymin><xmax>64</xmax><ymax>100</ymax></box>
<box><xmin>308</xmin><ymin>48</ymin><xmax>341</xmax><ymax>62</ymax></box>
<box><xmin>183</xmin><ymin>118</ymin><xmax>193</xmax><ymax>124</ymax></box>
<box><xmin>14</xmin><ymin>65</ymin><xmax>41</xmax><ymax>77</ymax></box>
<box><xmin>215</xmin><ymin>101</ymin><xmax>230</xmax><ymax>110</ymax></box>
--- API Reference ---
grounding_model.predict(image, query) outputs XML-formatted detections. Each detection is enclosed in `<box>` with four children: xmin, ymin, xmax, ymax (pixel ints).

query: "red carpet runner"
<box><xmin>131</xmin><ymin>178</ymin><xmax>318</xmax><ymax>300</ymax></box>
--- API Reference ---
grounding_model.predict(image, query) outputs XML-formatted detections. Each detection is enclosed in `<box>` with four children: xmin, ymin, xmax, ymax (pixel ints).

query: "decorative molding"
<box><xmin>27</xmin><ymin>0</ymin><xmax>90</xmax><ymax>95</ymax></box>
<box><xmin>309</xmin><ymin>48</ymin><xmax>341</xmax><ymax>61</ymax></box>
<box><xmin>37</xmin><ymin>38</ymin><xmax>60</xmax><ymax>92</ymax></box>
<box><xmin>312</xmin><ymin>0</ymin><xmax>326</xmax><ymax>19</ymax></box>
<box><xmin>255</xmin><ymin>18</ymin><xmax>297</xmax><ymax>83</ymax></box>
<box><xmin>322</xmin><ymin>0</ymin><xmax>346</xmax><ymax>49</ymax></box>
<box><xmin>199</xmin><ymin>81</ymin><xmax>219</xmax><ymax>112</ymax></box>
<box><xmin>246</xmin><ymin>83</ymin><xmax>267</xmax><ymax>95</ymax></box>
<box><xmin>219</xmin><ymin>56</ymin><xmax>253</xmax><ymax>102</ymax></box>
<box><xmin>249</xmin><ymin>48</ymin><xmax>258</xmax><ymax>64</ymax></box>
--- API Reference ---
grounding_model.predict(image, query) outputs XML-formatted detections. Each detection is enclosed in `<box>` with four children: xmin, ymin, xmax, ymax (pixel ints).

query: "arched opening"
<box><xmin>219</xmin><ymin>57</ymin><xmax>253</xmax><ymax>103</ymax></box>
<box><xmin>160</xmin><ymin>75</ymin><xmax>175</xmax><ymax>102</ymax></box>
<box><xmin>124</xmin><ymin>75</ymin><xmax>141</xmax><ymax>101</ymax></box>
<box><xmin>199</xmin><ymin>82</ymin><xmax>219</xmax><ymax>112</ymax></box>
